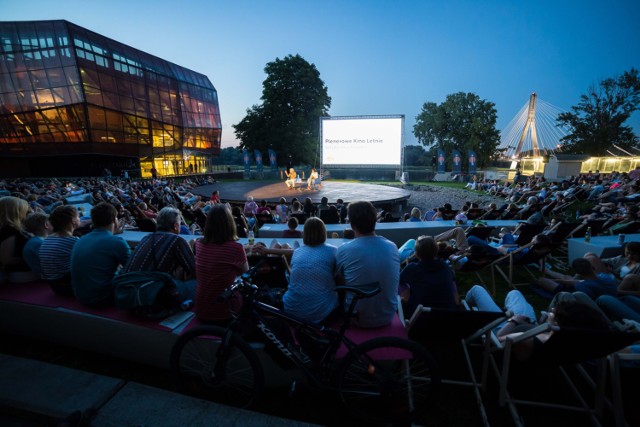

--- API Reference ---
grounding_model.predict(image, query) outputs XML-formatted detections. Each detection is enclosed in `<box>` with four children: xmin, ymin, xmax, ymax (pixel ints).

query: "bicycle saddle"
<box><xmin>335</xmin><ymin>283</ymin><xmax>381</xmax><ymax>298</ymax></box>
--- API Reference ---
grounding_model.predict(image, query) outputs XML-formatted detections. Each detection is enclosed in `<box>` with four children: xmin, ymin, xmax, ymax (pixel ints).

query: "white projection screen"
<box><xmin>321</xmin><ymin>115</ymin><xmax>404</xmax><ymax>167</ymax></box>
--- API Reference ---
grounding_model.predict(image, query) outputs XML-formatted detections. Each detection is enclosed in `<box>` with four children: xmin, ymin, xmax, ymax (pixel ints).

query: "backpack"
<box><xmin>113</xmin><ymin>271</ymin><xmax>182</xmax><ymax>320</ymax></box>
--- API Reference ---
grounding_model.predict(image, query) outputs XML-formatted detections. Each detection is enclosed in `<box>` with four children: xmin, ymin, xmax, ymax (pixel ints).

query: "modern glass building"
<box><xmin>0</xmin><ymin>20</ymin><xmax>221</xmax><ymax>177</ymax></box>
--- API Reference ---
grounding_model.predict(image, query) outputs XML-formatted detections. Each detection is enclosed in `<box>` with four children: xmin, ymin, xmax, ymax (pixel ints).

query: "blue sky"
<box><xmin>2</xmin><ymin>0</ymin><xmax>639</xmax><ymax>148</ymax></box>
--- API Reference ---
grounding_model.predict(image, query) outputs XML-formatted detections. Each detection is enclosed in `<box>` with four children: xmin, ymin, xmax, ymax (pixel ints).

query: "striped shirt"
<box><xmin>122</xmin><ymin>231</ymin><xmax>195</xmax><ymax>277</ymax></box>
<box><xmin>40</xmin><ymin>235</ymin><xmax>79</xmax><ymax>280</ymax></box>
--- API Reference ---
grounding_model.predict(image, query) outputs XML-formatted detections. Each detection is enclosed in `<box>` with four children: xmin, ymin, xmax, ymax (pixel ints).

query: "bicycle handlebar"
<box><xmin>218</xmin><ymin>259</ymin><xmax>266</xmax><ymax>302</ymax></box>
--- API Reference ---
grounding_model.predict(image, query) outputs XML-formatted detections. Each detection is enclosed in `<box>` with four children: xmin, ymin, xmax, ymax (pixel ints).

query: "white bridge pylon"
<box><xmin>498</xmin><ymin>93</ymin><xmax>570</xmax><ymax>159</ymax></box>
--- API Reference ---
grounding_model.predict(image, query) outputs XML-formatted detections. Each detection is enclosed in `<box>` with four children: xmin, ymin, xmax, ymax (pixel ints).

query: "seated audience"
<box><xmin>0</xmin><ymin>196</ymin><xmax>38</xmax><ymax>283</ymax></box>
<box><xmin>336</xmin><ymin>201</ymin><xmax>400</xmax><ymax>328</ymax></box>
<box><xmin>283</xmin><ymin>217</ymin><xmax>338</xmax><ymax>323</ymax></box>
<box><xmin>535</xmin><ymin>258</ymin><xmax>617</xmax><ymax>299</ymax></box>
<box><xmin>40</xmin><ymin>205</ymin><xmax>80</xmax><ymax>295</ymax></box>
<box><xmin>194</xmin><ymin>204</ymin><xmax>249</xmax><ymax>324</ymax></box>
<box><xmin>22</xmin><ymin>212</ymin><xmax>50</xmax><ymax>277</ymax></box>
<box><xmin>282</xmin><ymin>217</ymin><xmax>303</xmax><ymax>238</ymax></box>
<box><xmin>407</xmin><ymin>207</ymin><xmax>422</xmax><ymax>222</ymax></box>
<box><xmin>71</xmin><ymin>203</ymin><xmax>131</xmax><ymax>306</ymax></box>
<box><xmin>585</xmin><ymin>241</ymin><xmax>640</xmax><ymax>288</ymax></box>
<box><xmin>399</xmin><ymin>236</ymin><xmax>459</xmax><ymax>316</ymax></box>
<box><xmin>122</xmin><ymin>207</ymin><xmax>196</xmax><ymax>301</ymax></box>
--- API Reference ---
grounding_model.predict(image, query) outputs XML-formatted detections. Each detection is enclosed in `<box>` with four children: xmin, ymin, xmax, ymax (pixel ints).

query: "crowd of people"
<box><xmin>1</xmin><ymin>171</ymin><xmax>640</xmax><ymax>358</ymax></box>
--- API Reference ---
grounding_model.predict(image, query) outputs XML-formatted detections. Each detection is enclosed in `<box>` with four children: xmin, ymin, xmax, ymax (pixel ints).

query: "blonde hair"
<box><xmin>0</xmin><ymin>196</ymin><xmax>29</xmax><ymax>230</ymax></box>
<box><xmin>410</xmin><ymin>207</ymin><xmax>421</xmax><ymax>219</ymax></box>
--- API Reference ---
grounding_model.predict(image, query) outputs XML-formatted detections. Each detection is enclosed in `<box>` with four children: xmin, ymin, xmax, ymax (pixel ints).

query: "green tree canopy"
<box><xmin>403</xmin><ymin>145</ymin><xmax>429</xmax><ymax>166</ymax></box>
<box><xmin>413</xmin><ymin>92</ymin><xmax>499</xmax><ymax>169</ymax></box>
<box><xmin>557</xmin><ymin>68</ymin><xmax>640</xmax><ymax>155</ymax></box>
<box><xmin>233</xmin><ymin>54</ymin><xmax>331</xmax><ymax>166</ymax></box>
<box><xmin>211</xmin><ymin>147</ymin><xmax>243</xmax><ymax>165</ymax></box>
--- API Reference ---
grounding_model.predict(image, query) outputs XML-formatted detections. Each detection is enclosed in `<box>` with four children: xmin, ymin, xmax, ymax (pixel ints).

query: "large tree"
<box><xmin>413</xmin><ymin>92</ymin><xmax>499</xmax><ymax>168</ymax></box>
<box><xmin>557</xmin><ymin>68</ymin><xmax>640</xmax><ymax>155</ymax></box>
<box><xmin>233</xmin><ymin>54</ymin><xmax>331</xmax><ymax>166</ymax></box>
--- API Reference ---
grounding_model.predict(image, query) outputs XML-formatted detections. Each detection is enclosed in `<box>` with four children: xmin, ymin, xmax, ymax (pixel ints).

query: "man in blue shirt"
<box><xmin>71</xmin><ymin>203</ymin><xmax>130</xmax><ymax>306</ymax></box>
<box><xmin>535</xmin><ymin>258</ymin><xmax>617</xmax><ymax>299</ymax></box>
<box><xmin>336</xmin><ymin>201</ymin><xmax>400</xmax><ymax>328</ymax></box>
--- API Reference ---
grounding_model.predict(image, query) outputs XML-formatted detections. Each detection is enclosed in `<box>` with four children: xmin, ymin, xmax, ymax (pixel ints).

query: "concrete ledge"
<box><xmin>0</xmin><ymin>354</ymin><xmax>123</xmax><ymax>419</ymax></box>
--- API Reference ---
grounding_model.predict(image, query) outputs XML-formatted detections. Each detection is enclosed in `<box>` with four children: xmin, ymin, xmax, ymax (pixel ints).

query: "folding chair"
<box><xmin>476</xmin><ymin>322</ymin><xmax>640</xmax><ymax>427</ymax></box>
<box><xmin>406</xmin><ymin>305</ymin><xmax>509</xmax><ymax>427</ymax></box>
<box><xmin>607</xmin><ymin>320</ymin><xmax>640</xmax><ymax>427</ymax></box>
<box><xmin>490</xmin><ymin>241</ymin><xmax>558</xmax><ymax>289</ymax></box>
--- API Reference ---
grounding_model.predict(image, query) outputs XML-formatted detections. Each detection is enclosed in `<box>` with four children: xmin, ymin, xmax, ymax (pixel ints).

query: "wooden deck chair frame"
<box><xmin>489</xmin><ymin>241</ymin><xmax>535</xmax><ymax>289</ymax></box>
<box><xmin>405</xmin><ymin>304</ymin><xmax>509</xmax><ymax>427</ymax></box>
<box><xmin>476</xmin><ymin>323</ymin><xmax>640</xmax><ymax>427</ymax></box>
<box><xmin>607</xmin><ymin>319</ymin><xmax>640</xmax><ymax>427</ymax></box>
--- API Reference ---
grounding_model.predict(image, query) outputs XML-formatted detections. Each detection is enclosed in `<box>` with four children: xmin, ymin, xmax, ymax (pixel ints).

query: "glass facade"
<box><xmin>0</xmin><ymin>20</ymin><xmax>221</xmax><ymax>177</ymax></box>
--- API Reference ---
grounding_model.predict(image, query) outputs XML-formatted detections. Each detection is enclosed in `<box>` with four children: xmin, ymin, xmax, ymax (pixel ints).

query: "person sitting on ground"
<box><xmin>210</xmin><ymin>190</ymin><xmax>221</xmax><ymax>204</ymax></box>
<box><xmin>535</xmin><ymin>258</ymin><xmax>618</xmax><ymax>299</ymax></box>
<box><xmin>121</xmin><ymin>207</ymin><xmax>197</xmax><ymax>301</ymax></box>
<box><xmin>194</xmin><ymin>204</ymin><xmax>249</xmax><ymax>324</ymax></box>
<box><xmin>407</xmin><ymin>207</ymin><xmax>422</xmax><ymax>222</ymax></box>
<box><xmin>399</xmin><ymin>236</ymin><xmax>459</xmax><ymax>316</ymax></box>
<box><xmin>282</xmin><ymin>217</ymin><xmax>303</xmax><ymax>238</ymax></box>
<box><xmin>317</xmin><ymin>197</ymin><xmax>330</xmax><ymax>216</ymax></box>
<box><xmin>283</xmin><ymin>217</ymin><xmax>338</xmax><ymax>323</ymax></box>
<box><xmin>321</xmin><ymin>205</ymin><xmax>341</xmax><ymax>224</ymax></box>
<box><xmin>0</xmin><ymin>196</ymin><xmax>37</xmax><ymax>284</ymax></box>
<box><xmin>275</xmin><ymin>197</ymin><xmax>288</xmax><ymax>224</ymax></box>
<box><xmin>40</xmin><ymin>205</ymin><xmax>80</xmax><ymax>295</ymax></box>
<box><xmin>22</xmin><ymin>212</ymin><xmax>50</xmax><ymax>279</ymax></box>
<box><xmin>303</xmin><ymin>197</ymin><xmax>317</xmax><ymax>218</ymax></box>
<box><xmin>243</xmin><ymin>196</ymin><xmax>258</xmax><ymax>217</ymax></box>
<box><xmin>71</xmin><ymin>203</ymin><xmax>131</xmax><ymax>307</ymax></box>
<box><xmin>336</xmin><ymin>201</ymin><xmax>400</xmax><ymax>328</ymax></box>
<box><xmin>290</xmin><ymin>200</ymin><xmax>304</xmax><ymax>215</ymax></box>
<box><xmin>256</xmin><ymin>199</ymin><xmax>271</xmax><ymax>216</ymax></box>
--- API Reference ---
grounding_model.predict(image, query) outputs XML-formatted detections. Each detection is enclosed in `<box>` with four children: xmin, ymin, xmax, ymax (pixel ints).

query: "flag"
<box><xmin>254</xmin><ymin>149</ymin><xmax>264</xmax><ymax>173</ymax></box>
<box><xmin>452</xmin><ymin>149</ymin><xmax>462</xmax><ymax>174</ymax></box>
<box><xmin>243</xmin><ymin>149</ymin><xmax>251</xmax><ymax>174</ymax></box>
<box><xmin>268</xmin><ymin>149</ymin><xmax>277</xmax><ymax>170</ymax></box>
<box><xmin>437</xmin><ymin>148</ymin><xmax>446</xmax><ymax>173</ymax></box>
<box><xmin>468</xmin><ymin>150</ymin><xmax>477</xmax><ymax>174</ymax></box>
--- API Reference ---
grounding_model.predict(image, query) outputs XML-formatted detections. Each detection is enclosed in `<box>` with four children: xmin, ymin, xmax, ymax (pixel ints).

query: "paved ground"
<box><xmin>0</xmin><ymin>354</ymin><xmax>316</xmax><ymax>427</ymax></box>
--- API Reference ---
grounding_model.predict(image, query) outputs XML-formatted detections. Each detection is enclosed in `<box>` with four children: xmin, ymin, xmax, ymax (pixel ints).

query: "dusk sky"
<box><xmin>2</xmin><ymin>0</ymin><xmax>639</xmax><ymax>149</ymax></box>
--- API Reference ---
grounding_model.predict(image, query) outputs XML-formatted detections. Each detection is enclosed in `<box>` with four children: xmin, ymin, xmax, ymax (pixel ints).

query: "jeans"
<box><xmin>596</xmin><ymin>295</ymin><xmax>640</xmax><ymax>322</ymax></box>
<box><xmin>465</xmin><ymin>285</ymin><xmax>537</xmax><ymax>324</ymax></box>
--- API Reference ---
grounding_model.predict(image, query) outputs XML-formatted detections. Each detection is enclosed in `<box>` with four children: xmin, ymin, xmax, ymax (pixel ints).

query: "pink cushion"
<box><xmin>336</xmin><ymin>314</ymin><xmax>410</xmax><ymax>359</ymax></box>
<box><xmin>0</xmin><ymin>281</ymin><xmax>197</xmax><ymax>332</ymax></box>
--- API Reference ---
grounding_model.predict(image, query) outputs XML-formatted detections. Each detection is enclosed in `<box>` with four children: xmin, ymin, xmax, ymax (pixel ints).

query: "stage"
<box><xmin>194</xmin><ymin>180</ymin><xmax>411</xmax><ymax>209</ymax></box>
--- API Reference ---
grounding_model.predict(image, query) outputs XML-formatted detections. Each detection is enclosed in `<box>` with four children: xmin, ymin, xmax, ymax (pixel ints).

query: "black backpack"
<box><xmin>113</xmin><ymin>271</ymin><xmax>182</xmax><ymax>320</ymax></box>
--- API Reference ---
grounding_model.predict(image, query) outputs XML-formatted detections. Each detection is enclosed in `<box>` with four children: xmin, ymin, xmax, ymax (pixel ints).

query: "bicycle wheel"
<box><xmin>336</xmin><ymin>337</ymin><xmax>440</xmax><ymax>424</ymax></box>
<box><xmin>170</xmin><ymin>326</ymin><xmax>265</xmax><ymax>408</ymax></box>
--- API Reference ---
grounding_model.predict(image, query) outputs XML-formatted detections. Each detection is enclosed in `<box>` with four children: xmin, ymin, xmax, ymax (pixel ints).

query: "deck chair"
<box><xmin>406</xmin><ymin>305</ymin><xmax>509</xmax><ymax>427</ymax></box>
<box><xmin>607</xmin><ymin>320</ymin><xmax>640</xmax><ymax>427</ymax></box>
<box><xmin>465</xmin><ymin>226</ymin><xmax>496</xmax><ymax>240</ymax></box>
<box><xmin>490</xmin><ymin>240</ymin><xmax>557</xmax><ymax>289</ymax></box>
<box><xmin>512</xmin><ymin>223</ymin><xmax>547</xmax><ymax>246</ymax></box>
<box><xmin>546</xmin><ymin>222</ymin><xmax>583</xmax><ymax>270</ymax></box>
<box><xmin>476</xmin><ymin>322</ymin><xmax>640</xmax><ymax>427</ymax></box>
<box><xmin>248</xmin><ymin>255</ymin><xmax>291</xmax><ymax>288</ymax></box>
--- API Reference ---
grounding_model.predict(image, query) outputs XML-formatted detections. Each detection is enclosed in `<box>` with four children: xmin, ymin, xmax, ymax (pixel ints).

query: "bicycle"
<box><xmin>170</xmin><ymin>261</ymin><xmax>440</xmax><ymax>424</ymax></box>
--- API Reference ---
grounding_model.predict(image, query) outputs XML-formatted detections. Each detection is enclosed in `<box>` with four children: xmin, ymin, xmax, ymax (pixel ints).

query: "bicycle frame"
<box><xmin>223</xmin><ymin>294</ymin><xmax>362</xmax><ymax>390</ymax></box>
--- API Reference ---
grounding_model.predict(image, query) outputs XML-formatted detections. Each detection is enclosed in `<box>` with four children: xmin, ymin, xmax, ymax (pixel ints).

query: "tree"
<box><xmin>233</xmin><ymin>54</ymin><xmax>331</xmax><ymax>166</ymax></box>
<box><xmin>413</xmin><ymin>92</ymin><xmax>499</xmax><ymax>169</ymax></box>
<box><xmin>557</xmin><ymin>68</ymin><xmax>640</xmax><ymax>155</ymax></box>
<box><xmin>403</xmin><ymin>145</ymin><xmax>429</xmax><ymax>166</ymax></box>
<box><xmin>212</xmin><ymin>147</ymin><xmax>243</xmax><ymax>165</ymax></box>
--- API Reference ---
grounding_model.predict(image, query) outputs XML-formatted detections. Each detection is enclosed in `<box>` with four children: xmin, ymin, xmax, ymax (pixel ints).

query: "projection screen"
<box><xmin>321</xmin><ymin>115</ymin><xmax>404</xmax><ymax>167</ymax></box>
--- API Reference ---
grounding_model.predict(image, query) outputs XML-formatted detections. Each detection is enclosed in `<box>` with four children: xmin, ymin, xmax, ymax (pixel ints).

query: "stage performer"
<box><xmin>307</xmin><ymin>168</ymin><xmax>319</xmax><ymax>190</ymax></box>
<box><xmin>285</xmin><ymin>168</ymin><xmax>297</xmax><ymax>189</ymax></box>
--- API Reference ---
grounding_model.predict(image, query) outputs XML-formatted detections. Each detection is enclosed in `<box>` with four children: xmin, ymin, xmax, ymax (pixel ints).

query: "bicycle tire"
<box><xmin>170</xmin><ymin>326</ymin><xmax>265</xmax><ymax>408</ymax></box>
<box><xmin>336</xmin><ymin>336</ymin><xmax>440</xmax><ymax>424</ymax></box>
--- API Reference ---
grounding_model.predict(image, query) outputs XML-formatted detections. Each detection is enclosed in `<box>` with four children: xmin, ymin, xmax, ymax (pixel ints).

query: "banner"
<box><xmin>468</xmin><ymin>150</ymin><xmax>477</xmax><ymax>174</ymax></box>
<box><xmin>452</xmin><ymin>149</ymin><xmax>462</xmax><ymax>174</ymax></box>
<box><xmin>242</xmin><ymin>149</ymin><xmax>251</xmax><ymax>174</ymax></box>
<box><xmin>437</xmin><ymin>148</ymin><xmax>446</xmax><ymax>173</ymax></box>
<box><xmin>268</xmin><ymin>149</ymin><xmax>277</xmax><ymax>170</ymax></box>
<box><xmin>254</xmin><ymin>149</ymin><xmax>264</xmax><ymax>173</ymax></box>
